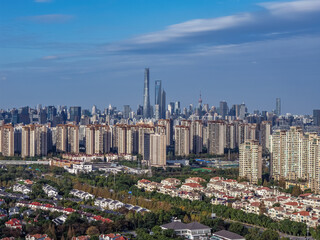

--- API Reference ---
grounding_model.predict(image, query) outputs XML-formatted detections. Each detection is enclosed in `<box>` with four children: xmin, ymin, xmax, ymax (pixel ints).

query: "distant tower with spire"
<box><xmin>198</xmin><ymin>91</ymin><xmax>203</xmax><ymax>109</ymax></box>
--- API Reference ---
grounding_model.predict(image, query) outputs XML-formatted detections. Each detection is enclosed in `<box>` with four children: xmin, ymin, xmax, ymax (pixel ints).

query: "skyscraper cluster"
<box><xmin>142</xmin><ymin>68</ymin><xmax>166</xmax><ymax>120</ymax></box>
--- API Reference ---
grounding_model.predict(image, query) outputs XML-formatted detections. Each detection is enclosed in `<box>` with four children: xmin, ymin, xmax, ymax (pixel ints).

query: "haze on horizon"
<box><xmin>0</xmin><ymin>0</ymin><xmax>319</xmax><ymax>115</ymax></box>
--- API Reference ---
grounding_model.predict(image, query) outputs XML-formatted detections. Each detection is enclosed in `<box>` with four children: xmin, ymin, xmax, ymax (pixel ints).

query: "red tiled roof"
<box><xmin>284</xmin><ymin>202</ymin><xmax>299</xmax><ymax>206</ymax></box>
<box><xmin>44</xmin><ymin>204</ymin><xmax>54</xmax><ymax>208</ymax></box>
<box><xmin>211</xmin><ymin>177</ymin><xmax>221</xmax><ymax>180</ymax></box>
<box><xmin>6</xmin><ymin>218</ymin><xmax>21</xmax><ymax>227</ymax></box>
<box><xmin>277</xmin><ymin>196</ymin><xmax>289</xmax><ymax>201</ymax></box>
<box><xmin>273</xmin><ymin>207</ymin><xmax>284</xmax><ymax>211</ymax></box>
<box><xmin>139</xmin><ymin>179</ymin><xmax>151</xmax><ymax>183</ymax></box>
<box><xmin>299</xmin><ymin>193</ymin><xmax>312</xmax><ymax>197</ymax></box>
<box><xmin>293</xmin><ymin>211</ymin><xmax>309</xmax><ymax>216</ymax></box>
<box><xmin>183</xmin><ymin>183</ymin><xmax>203</xmax><ymax>188</ymax></box>
<box><xmin>224</xmin><ymin>179</ymin><xmax>237</xmax><ymax>183</ymax></box>
<box><xmin>64</xmin><ymin>208</ymin><xmax>75</xmax><ymax>212</ymax></box>
<box><xmin>251</xmin><ymin>202</ymin><xmax>261</xmax><ymax>207</ymax></box>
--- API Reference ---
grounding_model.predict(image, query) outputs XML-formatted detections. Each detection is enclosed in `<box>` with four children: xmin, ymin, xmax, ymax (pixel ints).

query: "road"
<box><xmin>224</xmin><ymin>218</ymin><xmax>314</xmax><ymax>240</ymax></box>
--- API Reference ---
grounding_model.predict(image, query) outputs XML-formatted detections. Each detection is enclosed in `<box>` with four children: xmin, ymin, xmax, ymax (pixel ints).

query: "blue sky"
<box><xmin>0</xmin><ymin>0</ymin><xmax>320</xmax><ymax>114</ymax></box>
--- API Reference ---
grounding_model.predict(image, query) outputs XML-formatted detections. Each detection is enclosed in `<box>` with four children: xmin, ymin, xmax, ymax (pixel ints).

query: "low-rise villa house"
<box><xmin>159</xmin><ymin>185</ymin><xmax>178</xmax><ymax>196</ymax></box>
<box><xmin>243</xmin><ymin>202</ymin><xmax>261</xmax><ymax>214</ymax></box>
<box><xmin>70</xmin><ymin>189</ymin><xmax>94</xmax><ymax>200</ymax></box>
<box><xmin>145</xmin><ymin>182</ymin><xmax>162</xmax><ymax>192</ymax></box>
<box><xmin>161</xmin><ymin>178</ymin><xmax>181</xmax><ymax>186</ymax></box>
<box><xmin>291</xmin><ymin>211</ymin><xmax>311</xmax><ymax>223</ymax></box>
<box><xmin>26</xmin><ymin>234</ymin><xmax>52</xmax><ymax>240</ymax></box>
<box><xmin>5</xmin><ymin>218</ymin><xmax>22</xmax><ymax>230</ymax></box>
<box><xmin>262</xmin><ymin>198</ymin><xmax>277</xmax><ymax>207</ymax></box>
<box><xmin>268</xmin><ymin>207</ymin><xmax>286</xmax><ymax>220</ymax></box>
<box><xmin>181</xmin><ymin>183</ymin><xmax>204</xmax><ymax>191</ymax></box>
<box><xmin>43</xmin><ymin>184</ymin><xmax>59</xmax><ymax>197</ymax></box>
<box><xmin>137</xmin><ymin>179</ymin><xmax>151</xmax><ymax>189</ymax></box>
<box><xmin>211</xmin><ymin>230</ymin><xmax>245</xmax><ymax>240</ymax></box>
<box><xmin>161</xmin><ymin>220</ymin><xmax>211</xmax><ymax>240</ymax></box>
<box><xmin>99</xmin><ymin>234</ymin><xmax>128</xmax><ymax>240</ymax></box>
<box><xmin>283</xmin><ymin>202</ymin><xmax>303</xmax><ymax>212</ymax></box>
<box><xmin>13</xmin><ymin>183</ymin><xmax>32</xmax><ymax>194</ymax></box>
<box><xmin>178</xmin><ymin>191</ymin><xmax>201</xmax><ymax>201</ymax></box>
<box><xmin>185</xmin><ymin>177</ymin><xmax>206</xmax><ymax>184</ymax></box>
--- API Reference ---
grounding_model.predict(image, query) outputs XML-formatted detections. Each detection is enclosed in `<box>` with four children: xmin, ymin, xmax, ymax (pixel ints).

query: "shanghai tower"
<box><xmin>143</xmin><ymin>68</ymin><xmax>151</xmax><ymax>118</ymax></box>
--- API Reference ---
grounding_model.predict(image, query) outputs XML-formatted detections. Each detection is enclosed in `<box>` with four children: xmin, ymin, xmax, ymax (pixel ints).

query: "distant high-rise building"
<box><xmin>190</xmin><ymin>120</ymin><xmax>203</xmax><ymax>154</ymax></box>
<box><xmin>56</xmin><ymin>125</ymin><xmax>68</xmax><ymax>152</ymax></box>
<box><xmin>18</xmin><ymin>107</ymin><xmax>30</xmax><ymax>124</ymax></box>
<box><xmin>175</xmin><ymin>101</ymin><xmax>181</xmax><ymax>114</ymax></box>
<box><xmin>70</xmin><ymin>106</ymin><xmax>81</xmax><ymax>123</ymax></box>
<box><xmin>313</xmin><ymin>109</ymin><xmax>320</xmax><ymax>126</ymax></box>
<box><xmin>269</xmin><ymin>127</ymin><xmax>320</xmax><ymax>192</ymax></box>
<box><xmin>239</xmin><ymin>104</ymin><xmax>247</xmax><ymax>120</ymax></box>
<box><xmin>150</xmin><ymin>133</ymin><xmax>166</xmax><ymax>167</ymax></box>
<box><xmin>168</xmin><ymin>102</ymin><xmax>175</xmax><ymax>115</ymax></box>
<box><xmin>219</xmin><ymin>101</ymin><xmax>228</xmax><ymax>119</ymax></box>
<box><xmin>21</xmin><ymin>125</ymin><xmax>48</xmax><ymax>157</ymax></box>
<box><xmin>137</xmin><ymin>105</ymin><xmax>143</xmax><ymax>116</ymax></box>
<box><xmin>174</xmin><ymin>125</ymin><xmax>190</xmax><ymax>156</ymax></box>
<box><xmin>270</xmin><ymin>127</ymin><xmax>304</xmax><ymax>180</ymax></box>
<box><xmin>207</xmin><ymin>121</ymin><xmax>226</xmax><ymax>155</ymax></box>
<box><xmin>123</xmin><ymin>105</ymin><xmax>131</xmax><ymax>119</ymax></box>
<box><xmin>161</xmin><ymin>89</ymin><xmax>166</xmax><ymax>119</ymax></box>
<box><xmin>158</xmin><ymin>119</ymin><xmax>173</xmax><ymax>146</ymax></box>
<box><xmin>239</xmin><ymin>140</ymin><xmax>262</xmax><ymax>184</ymax></box>
<box><xmin>85</xmin><ymin>124</ymin><xmax>110</xmax><ymax>155</ymax></box>
<box><xmin>154</xmin><ymin>80</ymin><xmax>166</xmax><ymax>119</ymax></box>
<box><xmin>198</xmin><ymin>92</ymin><xmax>203</xmax><ymax>110</ymax></box>
<box><xmin>92</xmin><ymin>105</ymin><xmax>97</xmax><ymax>115</ymax></box>
<box><xmin>138</xmin><ymin>124</ymin><xmax>154</xmax><ymax>160</ymax></box>
<box><xmin>47</xmin><ymin>106</ymin><xmax>57</xmax><ymax>122</ymax></box>
<box><xmin>0</xmin><ymin>124</ymin><xmax>15</xmax><ymax>156</ymax></box>
<box><xmin>143</xmin><ymin>68</ymin><xmax>151</xmax><ymax>118</ymax></box>
<box><xmin>154</xmin><ymin>104</ymin><xmax>160</xmax><ymax>120</ymax></box>
<box><xmin>260</xmin><ymin>121</ymin><xmax>272</xmax><ymax>151</ymax></box>
<box><xmin>155</xmin><ymin>80</ymin><xmax>162</xmax><ymax>108</ymax></box>
<box><xmin>275</xmin><ymin>98</ymin><xmax>281</xmax><ymax>116</ymax></box>
<box><xmin>67</xmin><ymin>125</ymin><xmax>79</xmax><ymax>154</ymax></box>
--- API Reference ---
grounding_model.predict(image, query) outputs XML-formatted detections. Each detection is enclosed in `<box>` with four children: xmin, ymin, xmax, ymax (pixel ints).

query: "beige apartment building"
<box><xmin>239</xmin><ymin>140</ymin><xmax>262</xmax><ymax>184</ymax></box>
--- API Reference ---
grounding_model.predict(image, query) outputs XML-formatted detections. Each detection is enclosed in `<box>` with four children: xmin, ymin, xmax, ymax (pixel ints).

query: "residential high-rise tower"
<box><xmin>239</xmin><ymin>140</ymin><xmax>262</xmax><ymax>184</ymax></box>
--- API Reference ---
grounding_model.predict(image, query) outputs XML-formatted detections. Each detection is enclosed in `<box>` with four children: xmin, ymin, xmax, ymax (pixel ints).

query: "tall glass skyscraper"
<box><xmin>276</xmin><ymin>98</ymin><xmax>281</xmax><ymax>116</ymax></box>
<box><xmin>313</xmin><ymin>109</ymin><xmax>320</xmax><ymax>126</ymax></box>
<box><xmin>219</xmin><ymin>101</ymin><xmax>228</xmax><ymax>119</ymax></box>
<box><xmin>155</xmin><ymin>80</ymin><xmax>162</xmax><ymax>119</ymax></box>
<box><xmin>70</xmin><ymin>106</ymin><xmax>81</xmax><ymax>123</ymax></box>
<box><xmin>155</xmin><ymin>80</ymin><xmax>162</xmax><ymax>107</ymax></box>
<box><xmin>143</xmin><ymin>68</ymin><xmax>151</xmax><ymax>118</ymax></box>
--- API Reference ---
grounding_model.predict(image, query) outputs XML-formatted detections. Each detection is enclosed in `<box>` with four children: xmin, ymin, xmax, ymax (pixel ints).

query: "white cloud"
<box><xmin>131</xmin><ymin>14</ymin><xmax>253</xmax><ymax>44</ymax></box>
<box><xmin>259</xmin><ymin>0</ymin><xmax>320</xmax><ymax>15</ymax></box>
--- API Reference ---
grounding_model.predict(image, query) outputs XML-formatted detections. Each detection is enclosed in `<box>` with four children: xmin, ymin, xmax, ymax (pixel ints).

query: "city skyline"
<box><xmin>1</xmin><ymin>0</ymin><xmax>320</xmax><ymax>114</ymax></box>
